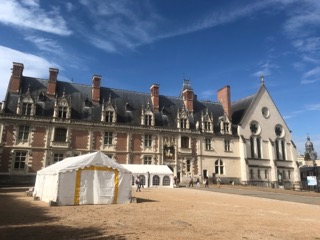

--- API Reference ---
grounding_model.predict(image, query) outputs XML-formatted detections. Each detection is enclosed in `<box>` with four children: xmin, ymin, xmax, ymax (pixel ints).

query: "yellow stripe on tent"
<box><xmin>74</xmin><ymin>166</ymin><xmax>119</xmax><ymax>205</ymax></box>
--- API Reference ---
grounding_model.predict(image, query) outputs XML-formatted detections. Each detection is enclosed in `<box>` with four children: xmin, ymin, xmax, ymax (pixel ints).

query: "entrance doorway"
<box><xmin>278</xmin><ymin>172</ymin><xmax>283</xmax><ymax>186</ymax></box>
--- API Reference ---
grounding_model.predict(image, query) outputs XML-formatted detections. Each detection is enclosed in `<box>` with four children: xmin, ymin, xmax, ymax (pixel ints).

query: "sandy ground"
<box><xmin>0</xmin><ymin>186</ymin><xmax>320</xmax><ymax>240</ymax></box>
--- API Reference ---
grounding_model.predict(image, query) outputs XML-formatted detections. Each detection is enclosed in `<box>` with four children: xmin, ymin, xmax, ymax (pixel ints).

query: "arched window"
<box><xmin>249</xmin><ymin>121</ymin><xmax>262</xmax><ymax>159</ymax></box>
<box><xmin>215</xmin><ymin>159</ymin><xmax>224</xmax><ymax>174</ymax></box>
<box><xmin>274</xmin><ymin>125</ymin><xmax>286</xmax><ymax>160</ymax></box>
<box><xmin>153</xmin><ymin>175</ymin><xmax>160</xmax><ymax>186</ymax></box>
<box><xmin>162</xmin><ymin>176</ymin><xmax>170</xmax><ymax>186</ymax></box>
<box><xmin>139</xmin><ymin>175</ymin><xmax>146</xmax><ymax>187</ymax></box>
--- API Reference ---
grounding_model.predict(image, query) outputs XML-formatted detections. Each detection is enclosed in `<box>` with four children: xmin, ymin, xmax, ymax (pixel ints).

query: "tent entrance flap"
<box><xmin>74</xmin><ymin>166</ymin><xmax>119</xmax><ymax>205</ymax></box>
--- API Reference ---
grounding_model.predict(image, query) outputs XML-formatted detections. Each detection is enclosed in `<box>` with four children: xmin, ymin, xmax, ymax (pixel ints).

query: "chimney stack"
<box><xmin>183</xmin><ymin>89</ymin><xmax>194</xmax><ymax>113</ymax></box>
<box><xmin>92</xmin><ymin>75</ymin><xmax>101</xmax><ymax>105</ymax></box>
<box><xmin>47</xmin><ymin>68</ymin><xmax>59</xmax><ymax>98</ymax></box>
<box><xmin>150</xmin><ymin>84</ymin><xmax>159</xmax><ymax>112</ymax></box>
<box><xmin>217</xmin><ymin>85</ymin><xmax>231</xmax><ymax>118</ymax></box>
<box><xmin>8</xmin><ymin>62</ymin><xmax>24</xmax><ymax>93</ymax></box>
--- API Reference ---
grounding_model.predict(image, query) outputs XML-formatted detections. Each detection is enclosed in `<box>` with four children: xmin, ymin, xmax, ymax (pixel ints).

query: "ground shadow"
<box><xmin>137</xmin><ymin>198</ymin><xmax>158</xmax><ymax>203</ymax></box>
<box><xmin>0</xmin><ymin>225</ymin><xmax>126</xmax><ymax>240</ymax></box>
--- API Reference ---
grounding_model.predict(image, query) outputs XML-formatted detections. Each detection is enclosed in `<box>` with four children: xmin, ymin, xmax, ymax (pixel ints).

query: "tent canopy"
<box><xmin>38</xmin><ymin>151</ymin><xmax>131</xmax><ymax>175</ymax></box>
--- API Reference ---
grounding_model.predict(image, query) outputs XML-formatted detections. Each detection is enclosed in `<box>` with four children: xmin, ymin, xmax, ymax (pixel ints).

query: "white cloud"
<box><xmin>200</xmin><ymin>90</ymin><xmax>216</xmax><ymax>100</ymax></box>
<box><xmin>306</xmin><ymin>103</ymin><xmax>320</xmax><ymax>111</ymax></box>
<box><xmin>0</xmin><ymin>45</ymin><xmax>61</xmax><ymax>101</ymax></box>
<box><xmin>0</xmin><ymin>0</ymin><xmax>72</xmax><ymax>36</ymax></box>
<box><xmin>24</xmin><ymin>35</ymin><xmax>64</xmax><ymax>55</ymax></box>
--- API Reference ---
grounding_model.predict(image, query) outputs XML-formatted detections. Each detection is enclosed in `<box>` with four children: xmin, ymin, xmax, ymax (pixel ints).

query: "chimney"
<box><xmin>92</xmin><ymin>75</ymin><xmax>101</xmax><ymax>105</ymax></box>
<box><xmin>183</xmin><ymin>89</ymin><xmax>194</xmax><ymax>112</ymax></box>
<box><xmin>217</xmin><ymin>85</ymin><xmax>231</xmax><ymax>118</ymax></box>
<box><xmin>47</xmin><ymin>68</ymin><xmax>59</xmax><ymax>98</ymax></box>
<box><xmin>8</xmin><ymin>62</ymin><xmax>24</xmax><ymax>93</ymax></box>
<box><xmin>150</xmin><ymin>84</ymin><xmax>159</xmax><ymax>112</ymax></box>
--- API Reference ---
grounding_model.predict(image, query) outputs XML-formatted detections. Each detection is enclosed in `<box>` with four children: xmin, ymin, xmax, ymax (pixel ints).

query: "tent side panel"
<box><xmin>117</xmin><ymin>172</ymin><xmax>132</xmax><ymax>204</ymax></box>
<box><xmin>35</xmin><ymin>174</ymin><xmax>59</xmax><ymax>203</ymax></box>
<box><xmin>57</xmin><ymin>171</ymin><xmax>76</xmax><ymax>205</ymax></box>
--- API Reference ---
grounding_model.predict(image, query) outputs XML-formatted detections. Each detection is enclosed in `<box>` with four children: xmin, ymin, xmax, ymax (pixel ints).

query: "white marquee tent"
<box><xmin>121</xmin><ymin>164</ymin><xmax>174</xmax><ymax>188</ymax></box>
<box><xmin>33</xmin><ymin>151</ymin><xmax>132</xmax><ymax>205</ymax></box>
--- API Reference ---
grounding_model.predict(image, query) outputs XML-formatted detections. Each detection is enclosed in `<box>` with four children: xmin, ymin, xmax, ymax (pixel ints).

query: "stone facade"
<box><xmin>0</xmin><ymin>63</ymin><xmax>301</xmax><ymax>188</ymax></box>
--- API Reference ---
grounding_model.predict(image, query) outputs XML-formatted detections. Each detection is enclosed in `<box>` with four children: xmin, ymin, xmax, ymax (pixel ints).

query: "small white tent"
<box><xmin>34</xmin><ymin>151</ymin><xmax>132</xmax><ymax>205</ymax></box>
<box><xmin>121</xmin><ymin>164</ymin><xmax>174</xmax><ymax>188</ymax></box>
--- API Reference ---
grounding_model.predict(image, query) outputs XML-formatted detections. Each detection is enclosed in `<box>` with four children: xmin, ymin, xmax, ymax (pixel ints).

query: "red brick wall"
<box><xmin>32</xmin><ymin>127</ymin><xmax>46</xmax><ymax>147</ymax></box>
<box><xmin>116</xmin><ymin>133</ymin><xmax>127</xmax><ymax>151</ymax></box>
<box><xmin>70</xmin><ymin>129</ymin><xmax>88</xmax><ymax>149</ymax></box>
<box><xmin>132</xmin><ymin>134</ymin><xmax>142</xmax><ymax>151</ymax></box>
<box><xmin>217</xmin><ymin>85</ymin><xmax>231</xmax><ymax>117</ymax></box>
<box><xmin>29</xmin><ymin>151</ymin><xmax>44</xmax><ymax>173</ymax></box>
<box><xmin>0</xmin><ymin>149</ymin><xmax>11</xmax><ymax>172</ymax></box>
<box><xmin>92</xmin><ymin>131</ymin><xmax>102</xmax><ymax>150</ymax></box>
<box><xmin>131</xmin><ymin>154</ymin><xmax>141</xmax><ymax>164</ymax></box>
<box><xmin>4</xmin><ymin>126</ymin><xmax>15</xmax><ymax>145</ymax></box>
<box><xmin>115</xmin><ymin>154</ymin><xmax>127</xmax><ymax>164</ymax></box>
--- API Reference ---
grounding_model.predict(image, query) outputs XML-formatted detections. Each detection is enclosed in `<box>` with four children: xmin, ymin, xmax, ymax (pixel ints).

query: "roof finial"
<box><xmin>260</xmin><ymin>74</ymin><xmax>265</xmax><ymax>85</ymax></box>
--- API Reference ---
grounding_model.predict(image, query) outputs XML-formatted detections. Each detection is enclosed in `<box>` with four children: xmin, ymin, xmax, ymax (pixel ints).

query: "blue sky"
<box><xmin>0</xmin><ymin>0</ymin><xmax>319</xmax><ymax>155</ymax></box>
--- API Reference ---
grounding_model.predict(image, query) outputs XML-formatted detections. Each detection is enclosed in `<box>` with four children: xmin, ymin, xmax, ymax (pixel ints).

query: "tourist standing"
<box><xmin>189</xmin><ymin>177</ymin><xmax>193</xmax><ymax>187</ymax></box>
<box><xmin>135</xmin><ymin>177</ymin><xmax>141</xmax><ymax>192</ymax></box>
<box><xmin>205</xmin><ymin>177</ymin><xmax>209</xmax><ymax>188</ymax></box>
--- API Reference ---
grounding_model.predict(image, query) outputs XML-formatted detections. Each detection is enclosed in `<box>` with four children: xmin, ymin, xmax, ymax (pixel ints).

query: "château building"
<box><xmin>0</xmin><ymin>62</ymin><xmax>301</xmax><ymax>189</ymax></box>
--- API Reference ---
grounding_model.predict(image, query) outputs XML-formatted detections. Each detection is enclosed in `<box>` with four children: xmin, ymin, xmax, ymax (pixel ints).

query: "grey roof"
<box><xmin>4</xmin><ymin>76</ymin><xmax>254</xmax><ymax>134</ymax></box>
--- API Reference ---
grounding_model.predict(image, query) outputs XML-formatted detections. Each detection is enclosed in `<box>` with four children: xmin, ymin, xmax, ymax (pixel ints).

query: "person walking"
<box><xmin>205</xmin><ymin>177</ymin><xmax>209</xmax><ymax>188</ymax></box>
<box><xmin>196</xmin><ymin>178</ymin><xmax>200</xmax><ymax>187</ymax></box>
<box><xmin>217</xmin><ymin>177</ymin><xmax>222</xmax><ymax>188</ymax></box>
<box><xmin>189</xmin><ymin>177</ymin><xmax>193</xmax><ymax>187</ymax></box>
<box><xmin>135</xmin><ymin>177</ymin><xmax>141</xmax><ymax>192</ymax></box>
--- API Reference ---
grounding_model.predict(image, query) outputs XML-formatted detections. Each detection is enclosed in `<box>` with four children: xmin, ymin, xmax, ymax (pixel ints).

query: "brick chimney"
<box><xmin>217</xmin><ymin>85</ymin><xmax>231</xmax><ymax>118</ymax></box>
<box><xmin>8</xmin><ymin>62</ymin><xmax>24</xmax><ymax>93</ymax></box>
<box><xmin>150</xmin><ymin>84</ymin><xmax>159</xmax><ymax>112</ymax></box>
<box><xmin>92</xmin><ymin>75</ymin><xmax>101</xmax><ymax>105</ymax></box>
<box><xmin>183</xmin><ymin>89</ymin><xmax>194</xmax><ymax>112</ymax></box>
<box><xmin>47</xmin><ymin>68</ymin><xmax>59</xmax><ymax>98</ymax></box>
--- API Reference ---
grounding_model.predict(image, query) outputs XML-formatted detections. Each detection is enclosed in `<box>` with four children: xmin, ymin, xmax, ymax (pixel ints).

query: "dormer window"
<box><xmin>141</xmin><ymin>101</ymin><xmax>154</xmax><ymax>127</ymax></box>
<box><xmin>101</xmin><ymin>94</ymin><xmax>117</xmax><ymax>123</ymax></box>
<box><xmin>145</xmin><ymin>114</ymin><xmax>152</xmax><ymax>126</ymax></box>
<box><xmin>22</xmin><ymin>103</ymin><xmax>32</xmax><ymax>115</ymax></box>
<box><xmin>202</xmin><ymin>109</ymin><xmax>213</xmax><ymax>132</ymax></box>
<box><xmin>218</xmin><ymin>112</ymin><xmax>232</xmax><ymax>135</ymax></box>
<box><xmin>177</xmin><ymin>106</ymin><xmax>189</xmax><ymax>129</ymax></box>
<box><xmin>53</xmin><ymin>90</ymin><xmax>71</xmax><ymax>119</ymax></box>
<box><xmin>58</xmin><ymin>106</ymin><xmax>68</xmax><ymax>118</ymax></box>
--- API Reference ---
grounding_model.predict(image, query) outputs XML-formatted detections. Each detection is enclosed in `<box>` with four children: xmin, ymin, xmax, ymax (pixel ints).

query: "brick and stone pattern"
<box><xmin>115</xmin><ymin>153</ymin><xmax>127</xmax><ymax>164</ymax></box>
<box><xmin>92</xmin><ymin>131</ymin><xmax>102</xmax><ymax>150</ymax></box>
<box><xmin>0</xmin><ymin>149</ymin><xmax>11</xmax><ymax>172</ymax></box>
<box><xmin>116</xmin><ymin>133</ymin><xmax>127</xmax><ymax>151</ymax></box>
<box><xmin>31</xmin><ymin>127</ymin><xmax>46</xmax><ymax>147</ymax></box>
<box><xmin>4</xmin><ymin>126</ymin><xmax>15</xmax><ymax>146</ymax></box>
<box><xmin>29</xmin><ymin>151</ymin><xmax>45</xmax><ymax>173</ymax></box>
<box><xmin>70</xmin><ymin>129</ymin><xmax>89</xmax><ymax>150</ymax></box>
<box><xmin>132</xmin><ymin>134</ymin><xmax>142</xmax><ymax>152</ymax></box>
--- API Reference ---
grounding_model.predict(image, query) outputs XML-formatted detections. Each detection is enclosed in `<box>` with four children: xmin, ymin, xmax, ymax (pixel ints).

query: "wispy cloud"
<box><xmin>306</xmin><ymin>103</ymin><xmax>320</xmax><ymax>111</ymax></box>
<box><xmin>24</xmin><ymin>35</ymin><xmax>64</xmax><ymax>55</ymax></box>
<box><xmin>0</xmin><ymin>0</ymin><xmax>72</xmax><ymax>36</ymax></box>
<box><xmin>251</xmin><ymin>62</ymin><xmax>279</xmax><ymax>78</ymax></box>
<box><xmin>0</xmin><ymin>45</ymin><xmax>62</xmax><ymax>100</ymax></box>
<box><xmin>200</xmin><ymin>90</ymin><xmax>216</xmax><ymax>100</ymax></box>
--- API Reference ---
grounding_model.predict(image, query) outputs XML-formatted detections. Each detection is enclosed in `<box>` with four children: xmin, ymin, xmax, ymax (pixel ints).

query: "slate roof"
<box><xmin>4</xmin><ymin>76</ymin><xmax>257</xmax><ymax>134</ymax></box>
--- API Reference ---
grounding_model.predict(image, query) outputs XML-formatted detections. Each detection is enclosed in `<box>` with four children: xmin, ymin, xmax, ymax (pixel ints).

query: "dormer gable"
<box><xmin>177</xmin><ymin>105</ymin><xmax>190</xmax><ymax>129</ymax></box>
<box><xmin>141</xmin><ymin>100</ymin><xmax>155</xmax><ymax>126</ymax></box>
<box><xmin>202</xmin><ymin>109</ymin><xmax>213</xmax><ymax>133</ymax></box>
<box><xmin>101</xmin><ymin>94</ymin><xmax>117</xmax><ymax>123</ymax></box>
<box><xmin>16</xmin><ymin>85</ymin><xmax>36</xmax><ymax>116</ymax></box>
<box><xmin>218</xmin><ymin>111</ymin><xmax>232</xmax><ymax>135</ymax></box>
<box><xmin>53</xmin><ymin>89</ymin><xmax>71</xmax><ymax>119</ymax></box>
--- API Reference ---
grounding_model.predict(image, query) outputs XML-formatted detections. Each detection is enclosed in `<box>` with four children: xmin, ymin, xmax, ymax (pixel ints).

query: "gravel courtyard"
<box><xmin>0</xmin><ymin>186</ymin><xmax>319</xmax><ymax>240</ymax></box>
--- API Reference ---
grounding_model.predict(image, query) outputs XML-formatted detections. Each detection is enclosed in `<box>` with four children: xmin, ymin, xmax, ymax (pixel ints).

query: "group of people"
<box><xmin>188</xmin><ymin>176</ymin><xmax>221</xmax><ymax>188</ymax></box>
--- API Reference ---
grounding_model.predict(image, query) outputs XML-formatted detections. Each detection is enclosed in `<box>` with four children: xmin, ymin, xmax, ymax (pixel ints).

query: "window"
<box><xmin>106</xmin><ymin>111</ymin><xmax>114</xmax><ymax>123</ymax></box>
<box><xmin>180</xmin><ymin>118</ymin><xmax>187</xmax><ymax>129</ymax></box>
<box><xmin>144</xmin><ymin>156</ymin><xmax>152</xmax><ymax>165</ymax></box>
<box><xmin>14</xmin><ymin>151</ymin><xmax>27</xmax><ymax>170</ymax></box>
<box><xmin>258</xmin><ymin>169</ymin><xmax>261</xmax><ymax>179</ymax></box>
<box><xmin>145</xmin><ymin>115</ymin><xmax>152</xmax><ymax>126</ymax></box>
<box><xmin>224</xmin><ymin>139</ymin><xmax>231</xmax><ymax>152</ymax></box>
<box><xmin>163</xmin><ymin>176</ymin><xmax>171</xmax><ymax>186</ymax></box>
<box><xmin>144</xmin><ymin>134</ymin><xmax>152</xmax><ymax>147</ymax></box>
<box><xmin>250</xmin><ymin>137</ymin><xmax>254</xmax><ymax>158</ymax></box>
<box><xmin>204</xmin><ymin>121</ymin><xmax>211</xmax><ymax>131</ymax></box>
<box><xmin>181</xmin><ymin>136</ymin><xmax>189</xmax><ymax>148</ymax></box>
<box><xmin>18</xmin><ymin>125</ymin><xmax>30</xmax><ymax>140</ymax></box>
<box><xmin>54</xmin><ymin>128</ymin><xmax>67</xmax><ymax>142</ymax></box>
<box><xmin>139</xmin><ymin>175</ymin><xmax>146</xmax><ymax>187</ymax></box>
<box><xmin>288</xmin><ymin>170</ymin><xmax>291</xmax><ymax>180</ymax></box>
<box><xmin>22</xmin><ymin>103</ymin><xmax>32</xmax><ymax>115</ymax></box>
<box><xmin>58</xmin><ymin>106</ymin><xmax>68</xmax><ymax>118</ymax></box>
<box><xmin>153</xmin><ymin>175</ymin><xmax>160</xmax><ymax>186</ymax></box>
<box><xmin>281</xmin><ymin>140</ymin><xmax>286</xmax><ymax>160</ymax></box>
<box><xmin>104</xmin><ymin>132</ymin><xmax>113</xmax><ymax>145</ymax></box>
<box><xmin>265</xmin><ymin>170</ymin><xmax>268</xmax><ymax>179</ymax></box>
<box><xmin>275</xmin><ymin>139</ymin><xmax>286</xmax><ymax>160</ymax></box>
<box><xmin>250</xmin><ymin>169</ymin><xmax>254</xmax><ymax>179</ymax></box>
<box><xmin>53</xmin><ymin>153</ymin><xmax>64</xmax><ymax>163</ymax></box>
<box><xmin>187</xmin><ymin>159</ymin><xmax>191</xmax><ymax>172</ymax></box>
<box><xmin>215</xmin><ymin>159</ymin><xmax>224</xmax><ymax>174</ymax></box>
<box><xmin>250</xmin><ymin>135</ymin><xmax>262</xmax><ymax>159</ymax></box>
<box><xmin>205</xmin><ymin>138</ymin><xmax>211</xmax><ymax>150</ymax></box>
<box><xmin>256</xmin><ymin>138</ymin><xmax>261</xmax><ymax>158</ymax></box>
